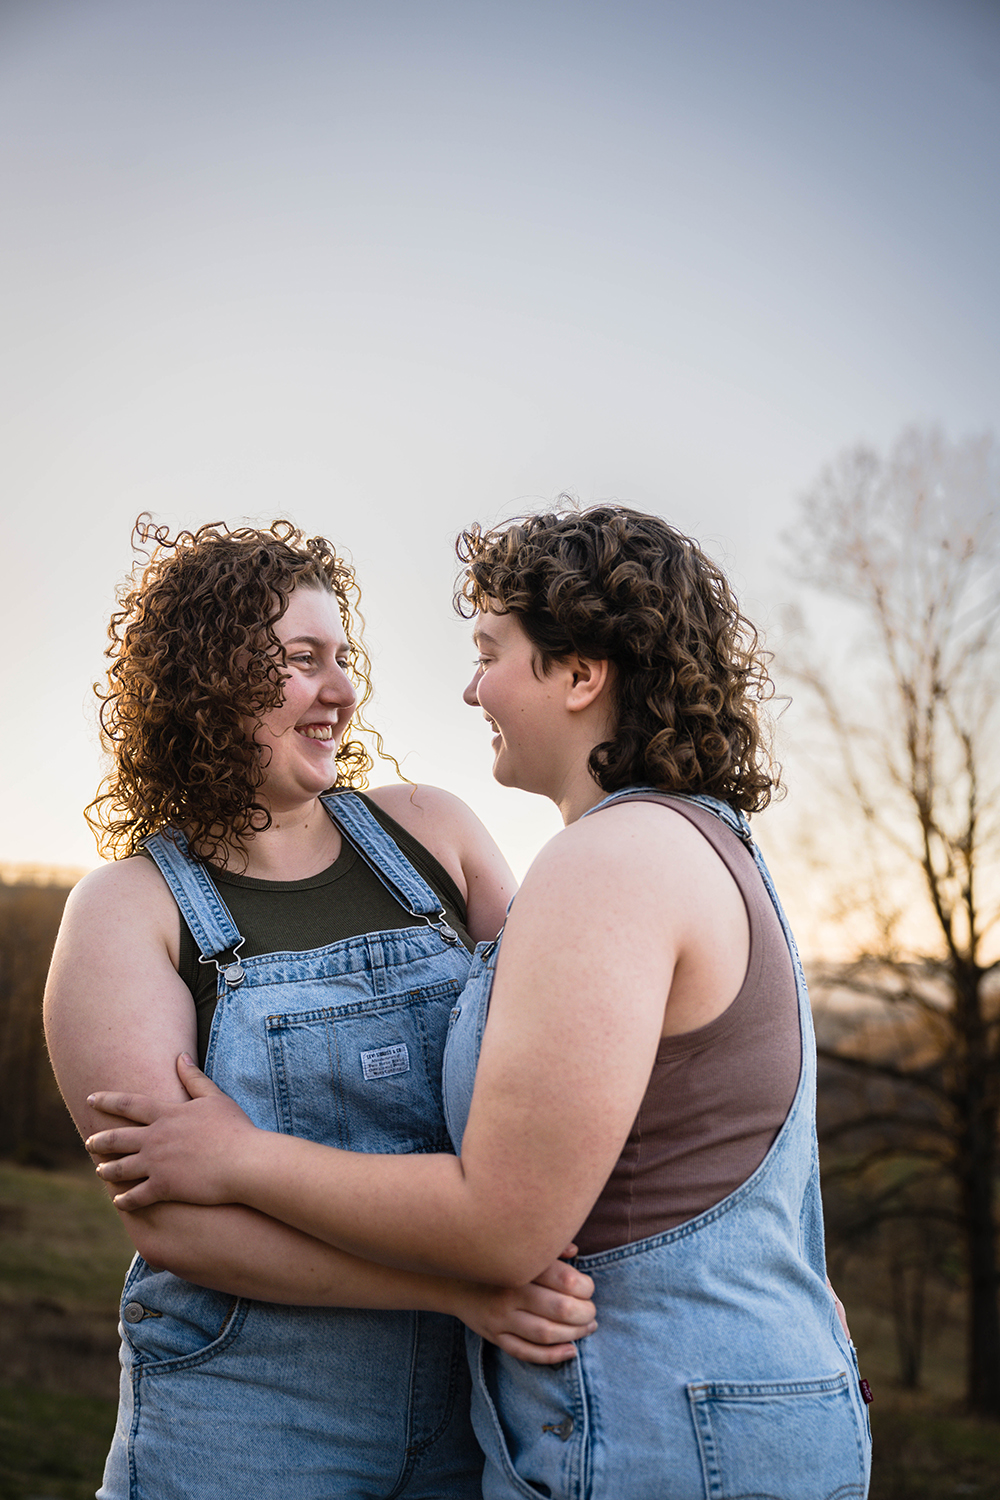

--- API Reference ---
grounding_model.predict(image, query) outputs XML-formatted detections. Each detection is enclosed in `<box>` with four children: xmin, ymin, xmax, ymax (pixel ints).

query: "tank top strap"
<box><xmin>585</xmin><ymin>783</ymin><xmax>812</xmax><ymax>1047</ymax></box>
<box><xmin>142</xmin><ymin>830</ymin><xmax>244</xmax><ymax>960</ymax></box>
<box><xmin>584</xmin><ymin>784</ymin><xmax>754</xmax><ymax>847</ymax></box>
<box><xmin>321</xmin><ymin>791</ymin><xmax>461</xmax><ymax>943</ymax></box>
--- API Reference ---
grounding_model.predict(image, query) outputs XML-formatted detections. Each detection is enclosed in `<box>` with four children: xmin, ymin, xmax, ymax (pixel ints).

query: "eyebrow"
<box><xmin>282</xmin><ymin>635</ymin><xmax>348</xmax><ymax>650</ymax></box>
<box><xmin>472</xmin><ymin>628</ymin><xmax>501</xmax><ymax>648</ymax></box>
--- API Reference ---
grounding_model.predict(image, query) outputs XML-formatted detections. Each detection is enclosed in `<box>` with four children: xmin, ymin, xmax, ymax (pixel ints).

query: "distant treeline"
<box><xmin>0</xmin><ymin>879</ymin><xmax>82</xmax><ymax>1164</ymax></box>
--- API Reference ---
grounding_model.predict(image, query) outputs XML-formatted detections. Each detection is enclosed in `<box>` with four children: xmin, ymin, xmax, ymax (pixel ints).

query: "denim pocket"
<box><xmin>120</xmin><ymin>1261</ymin><xmax>248</xmax><ymax>1372</ymax></box>
<box><xmin>472</xmin><ymin>1336</ymin><xmax>589</xmax><ymax>1500</ymax></box>
<box><xmin>687</xmin><ymin>1371</ymin><xmax>867</xmax><ymax>1500</ymax></box>
<box><xmin>265</xmin><ymin>981</ymin><xmax>460</xmax><ymax>1153</ymax></box>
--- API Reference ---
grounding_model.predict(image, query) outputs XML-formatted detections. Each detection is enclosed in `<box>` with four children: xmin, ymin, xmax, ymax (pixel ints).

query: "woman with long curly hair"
<box><xmin>44</xmin><ymin>517</ymin><xmax>597</xmax><ymax>1500</ymax></box>
<box><xmin>88</xmin><ymin>505</ymin><xmax>872</xmax><ymax>1499</ymax></box>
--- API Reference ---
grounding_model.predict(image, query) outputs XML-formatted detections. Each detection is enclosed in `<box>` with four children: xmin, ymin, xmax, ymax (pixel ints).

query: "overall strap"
<box><xmin>321</xmin><ymin>792</ymin><xmax>460</xmax><ymax>943</ymax></box>
<box><xmin>142</xmin><ymin>831</ymin><xmax>247</xmax><ymax>985</ymax></box>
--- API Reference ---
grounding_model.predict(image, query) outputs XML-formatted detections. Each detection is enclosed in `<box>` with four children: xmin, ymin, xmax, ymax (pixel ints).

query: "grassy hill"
<box><xmin>0</xmin><ymin>1161</ymin><xmax>132</xmax><ymax>1499</ymax></box>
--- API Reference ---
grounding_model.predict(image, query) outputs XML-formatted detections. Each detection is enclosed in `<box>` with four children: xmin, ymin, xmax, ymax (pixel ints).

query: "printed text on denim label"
<box><xmin>361</xmin><ymin>1043</ymin><xmax>410</xmax><ymax>1080</ymax></box>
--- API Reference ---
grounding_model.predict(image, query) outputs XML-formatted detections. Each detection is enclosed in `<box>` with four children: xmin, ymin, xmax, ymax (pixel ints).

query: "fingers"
<box><xmin>85</xmin><ymin>1126</ymin><xmax>147</xmax><ymax>1157</ymax></box>
<box><xmin>522</xmin><ymin>1286</ymin><xmax>597</xmax><ymax>1330</ymax></box>
<box><xmin>86</xmin><ymin>1091</ymin><xmax>160</xmax><ymax>1124</ymax></box>
<box><xmin>531</xmin><ymin>1258</ymin><xmax>595</xmax><ymax>1302</ymax></box>
<box><xmin>109</xmin><ymin>1182</ymin><xmax>158</xmax><ymax>1212</ymax></box>
<box><xmin>492</xmin><ymin>1333</ymin><xmax>586</xmax><ymax>1366</ymax></box>
<box><xmin>176</xmin><ymin>1054</ymin><xmax>218</xmax><ymax>1096</ymax></box>
<box><xmin>826</xmin><ymin>1277</ymin><xmax>852</xmax><ymax>1341</ymax></box>
<box><xmin>92</xmin><ymin>1151</ymin><xmax>144</xmax><ymax>1182</ymax></box>
<box><xmin>511</xmin><ymin>1308</ymin><xmax>598</xmax><ymax>1345</ymax></box>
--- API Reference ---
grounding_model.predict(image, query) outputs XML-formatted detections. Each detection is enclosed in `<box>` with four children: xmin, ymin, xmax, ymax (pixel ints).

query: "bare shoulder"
<box><xmin>366</xmin><ymin>782</ymin><xmax>480</xmax><ymax>838</ymax></box>
<box><xmin>54</xmin><ymin>854</ymin><xmax>181</xmax><ymax>969</ymax></box>
<box><xmin>365</xmin><ymin>782</ymin><xmax>497</xmax><ymax>871</ymax></box>
<box><xmin>515</xmin><ymin>800</ymin><xmax>732</xmax><ymax>944</ymax></box>
<box><xmin>526</xmin><ymin>800</ymin><xmax>695</xmax><ymax>885</ymax></box>
<box><xmin>67</xmin><ymin>853</ymin><xmax>169</xmax><ymax>900</ymax></box>
<box><xmin>367</xmin><ymin>783</ymin><xmax>515</xmax><ymax>942</ymax></box>
<box><xmin>62</xmin><ymin>853</ymin><xmax>176</xmax><ymax>923</ymax></box>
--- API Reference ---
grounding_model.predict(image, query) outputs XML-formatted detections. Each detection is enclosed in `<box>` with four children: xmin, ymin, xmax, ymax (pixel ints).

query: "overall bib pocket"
<box><xmin>265</xmin><ymin>980</ymin><xmax>461</xmax><ymax>1152</ymax></box>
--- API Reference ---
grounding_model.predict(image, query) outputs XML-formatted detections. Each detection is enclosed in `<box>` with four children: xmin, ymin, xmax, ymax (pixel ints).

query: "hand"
<box><xmin>826</xmin><ymin>1275</ymin><xmax>852</xmax><ymax>1342</ymax></box>
<box><xmin>86</xmin><ymin>1055</ymin><xmax>257</xmax><ymax>1210</ymax></box>
<box><xmin>456</xmin><ymin>1246</ymin><xmax>597</xmax><ymax>1365</ymax></box>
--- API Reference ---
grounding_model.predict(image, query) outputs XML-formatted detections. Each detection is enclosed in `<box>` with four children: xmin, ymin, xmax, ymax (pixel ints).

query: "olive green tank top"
<box><xmin>144</xmin><ymin>794</ymin><xmax>472</xmax><ymax>1064</ymax></box>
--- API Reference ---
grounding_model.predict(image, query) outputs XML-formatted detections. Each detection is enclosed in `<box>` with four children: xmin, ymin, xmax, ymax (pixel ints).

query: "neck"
<box><xmin>554</xmin><ymin>766</ymin><xmax>609</xmax><ymax>827</ymax></box>
<box><xmin>220</xmin><ymin>796</ymin><xmax>343</xmax><ymax>880</ymax></box>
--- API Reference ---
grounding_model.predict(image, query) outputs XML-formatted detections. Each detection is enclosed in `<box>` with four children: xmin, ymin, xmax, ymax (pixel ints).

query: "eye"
<box><xmin>289</xmin><ymin>652</ymin><xmax>315</xmax><ymax>666</ymax></box>
<box><xmin>473</xmin><ymin>656</ymin><xmax>491</xmax><ymax>670</ymax></box>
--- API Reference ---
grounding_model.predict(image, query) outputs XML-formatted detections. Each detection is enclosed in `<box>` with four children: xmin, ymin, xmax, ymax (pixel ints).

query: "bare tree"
<box><xmin>781</xmin><ymin>424</ymin><xmax>1000</xmax><ymax>1416</ymax></box>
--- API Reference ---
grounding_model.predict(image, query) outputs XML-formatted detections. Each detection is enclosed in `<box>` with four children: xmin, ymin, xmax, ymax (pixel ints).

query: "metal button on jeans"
<box><xmin>123</xmin><ymin>1301</ymin><xmax>146</xmax><ymax>1323</ymax></box>
<box><xmin>542</xmin><ymin>1416</ymin><xmax>574</xmax><ymax>1441</ymax></box>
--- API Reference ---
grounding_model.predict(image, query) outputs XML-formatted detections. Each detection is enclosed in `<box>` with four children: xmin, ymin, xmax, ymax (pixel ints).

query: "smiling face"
<box><xmin>463</xmin><ymin>609</ymin><xmax>566</xmax><ymax>797</ymax></box>
<box><xmin>251</xmin><ymin>583</ymin><xmax>358</xmax><ymax>812</ymax></box>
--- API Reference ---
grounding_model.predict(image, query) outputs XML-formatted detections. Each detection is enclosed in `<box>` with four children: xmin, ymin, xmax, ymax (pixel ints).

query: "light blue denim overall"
<box><xmin>100</xmin><ymin>792</ymin><xmax>484</xmax><ymax>1500</ymax></box>
<box><xmin>443</xmin><ymin>789</ymin><xmax>872</xmax><ymax>1500</ymax></box>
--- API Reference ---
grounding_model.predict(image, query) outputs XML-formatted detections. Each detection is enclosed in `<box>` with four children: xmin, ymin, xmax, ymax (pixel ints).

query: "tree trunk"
<box><xmin>889</xmin><ymin>1250</ymin><xmax>926</xmax><ymax>1390</ymax></box>
<box><xmin>959</xmin><ymin>1120</ymin><xmax>1000</xmax><ymax>1416</ymax></box>
<box><xmin>954</xmin><ymin>964</ymin><xmax>1000</xmax><ymax>1416</ymax></box>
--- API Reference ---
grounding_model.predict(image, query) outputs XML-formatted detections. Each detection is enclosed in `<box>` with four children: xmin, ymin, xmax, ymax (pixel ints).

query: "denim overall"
<box><xmin>100</xmin><ymin>792</ymin><xmax>484</xmax><ymax>1500</ymax></box>
<box><xmin>443</xmin><ymin>789</ymin><xmax>872</xmax><ymax>1500</ymax></box>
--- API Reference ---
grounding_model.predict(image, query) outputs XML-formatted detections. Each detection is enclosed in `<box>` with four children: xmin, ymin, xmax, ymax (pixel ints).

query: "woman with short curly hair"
<box><xmin>88</xmin><ymin>504</ymin><xmax>872</xmax><ymax>1500</ymax></box>
<box><xmin>45</xmin><ymin>517</ymin><xmax>597</xmax><ymax>1500</ymax></box>
<box><xmin>455</xmin><ymin>504</ymin><xmax>775</xmax><ymax>811</ymax></box>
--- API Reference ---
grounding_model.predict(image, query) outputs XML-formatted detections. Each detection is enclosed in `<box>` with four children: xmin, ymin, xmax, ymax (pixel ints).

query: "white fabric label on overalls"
<box><xmin>361</xmin><ymin>1043</ymin><xmax>410</xmax><ymax>1080</ymax></box>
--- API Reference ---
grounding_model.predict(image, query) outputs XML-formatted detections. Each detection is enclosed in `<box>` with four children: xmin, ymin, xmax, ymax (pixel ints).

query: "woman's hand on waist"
<box><xmin>454</xmin><ymin>1247</ymin><xmax>597</xmax><ymax>1365</ymax></box>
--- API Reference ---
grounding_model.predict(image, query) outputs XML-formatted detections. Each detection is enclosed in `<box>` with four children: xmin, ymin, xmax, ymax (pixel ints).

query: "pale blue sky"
<box><xmin>2</xmin><ymin>0</ymin><xmax>997</xmax><ymax>913</ymax></box>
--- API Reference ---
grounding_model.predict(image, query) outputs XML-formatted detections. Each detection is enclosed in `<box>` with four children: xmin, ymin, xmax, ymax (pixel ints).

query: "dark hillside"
<box><xmin>0</xmin><ymin>879</ymin><xmax>84</xmax><ymax>1166</ymax></box>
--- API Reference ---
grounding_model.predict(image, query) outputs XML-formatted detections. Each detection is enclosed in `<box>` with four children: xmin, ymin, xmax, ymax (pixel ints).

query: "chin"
<box><xmin>491</xmin><ymin>761</ymin><xmax>516</xmax><ymax>789</ymax></box>
<box><xmin>491</xmin><ymin>760</ymin><xmax>536</xmax><ymax>796</ymax></box>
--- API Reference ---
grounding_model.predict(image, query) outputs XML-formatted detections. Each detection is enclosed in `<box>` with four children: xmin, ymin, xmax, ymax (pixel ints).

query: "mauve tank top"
<box><xmin>573</xmin><ymin>795</ymin><xmax>801</xmax><ymax>1256</ymax></box>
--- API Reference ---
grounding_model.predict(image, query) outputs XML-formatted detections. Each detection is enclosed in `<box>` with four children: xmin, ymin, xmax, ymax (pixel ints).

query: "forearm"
<box><xmin>228</xmin><ymin>1131</ymin><xmax>554</xmax><ymax>1285</ymax></box>
<box><xmin>123</xmin><ymin>1197</ymin><xmax>600</xmax><ymax>1365</ymax></box>
<box><xmin>127</xmin><ymin>1198</ymin><xmax>477</xmax><ymax>1312</ymax></box>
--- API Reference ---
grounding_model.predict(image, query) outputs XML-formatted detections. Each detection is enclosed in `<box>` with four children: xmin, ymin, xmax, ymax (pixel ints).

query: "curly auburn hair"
<box><xmin>456</xmin><ymin>503</ymin><xmax>778</xmax><ymax>813</ymax></box>
<box><xmin>87</xmin><ymin>517</ymin><xmax>383</xmax><ymax>862</ymax></box>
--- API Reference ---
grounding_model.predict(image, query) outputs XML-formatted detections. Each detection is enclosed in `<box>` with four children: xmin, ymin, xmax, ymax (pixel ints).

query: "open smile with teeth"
<box><xmin>297</xmin><ymin>724</ymin><xmax>337</xmax><ymax>741</ymax></box>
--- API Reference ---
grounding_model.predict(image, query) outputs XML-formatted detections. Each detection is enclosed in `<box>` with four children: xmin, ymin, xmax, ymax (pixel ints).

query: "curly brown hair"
<box><xmin>456</xmin><ymin>503</ymin><xmax>778</xmax><ymax>813</ymax></box>
<box><xmin>87</xmin><ymin>517</ymin><xmax>384</xmax><ymax>861</ymax></box>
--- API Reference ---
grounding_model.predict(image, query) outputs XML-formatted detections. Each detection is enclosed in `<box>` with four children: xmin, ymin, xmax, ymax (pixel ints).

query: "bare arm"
<box><xmin>92</xmin><ymin>806</ymin><xmax>706</xmax><ymax>1285</ymax></box>
<box><xmin>46</xmin><ymin>859</ymin><xmax>595</xmax><ymax>1359</ymax></box>
<box><xmin>367</xmin><ymin>783</ymin><xmax>516</xmax><ymax>940</ymax></box>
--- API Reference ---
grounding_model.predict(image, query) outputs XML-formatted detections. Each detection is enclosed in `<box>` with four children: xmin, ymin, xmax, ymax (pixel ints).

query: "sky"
<box><xmin>1</xmin><ymin>0</ymin><xmax>998</xmax><ymax>931</ymax></box>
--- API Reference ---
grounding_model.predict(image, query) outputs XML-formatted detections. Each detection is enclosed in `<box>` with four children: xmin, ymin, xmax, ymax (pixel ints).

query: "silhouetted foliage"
<box><xmin>782</xmin><ymin>425</ymin><xmax>1000</xmax><ymax>1416</ymax></box>
<box><xmin>0</xmin><ymin>879</ymin><xmax>82</xmax><ymax>1165</ymax></box>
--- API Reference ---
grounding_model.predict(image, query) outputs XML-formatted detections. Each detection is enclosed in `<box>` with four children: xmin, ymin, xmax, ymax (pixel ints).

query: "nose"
<box><xmin>321</xmin><ymin>662</ymin><xmax>358</xmax><ymax>711</ymax></box>
<box><xmin>463</xmin><ymin>667</ymin><xmax>482</xmax><ymax>707</ymax></box>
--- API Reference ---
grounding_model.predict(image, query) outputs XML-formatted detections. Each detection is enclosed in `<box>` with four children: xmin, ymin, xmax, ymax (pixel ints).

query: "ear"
<box><xmin>565</xmin><ymin>655</ymin><xmax>613</xmax><ymax>713</ymax></box>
